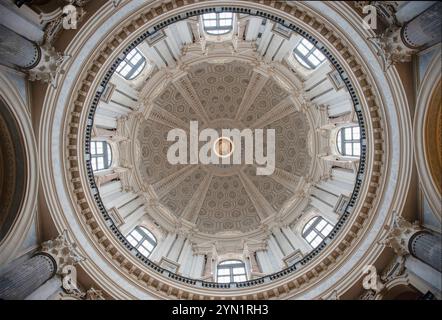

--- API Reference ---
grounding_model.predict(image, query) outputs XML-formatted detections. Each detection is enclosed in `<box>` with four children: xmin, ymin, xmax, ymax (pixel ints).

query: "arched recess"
<box><xmin>0</xmin><ymin>72</ymin><xmax>38</xmax><ymax>265</ymax></box>
<box><xmin>414</xmin><ymin>50</ymin><xmax>442</xmax><ymax>221</ymax></box>
<box><xmin>381</xmin><ymin>281</ymin><xmax>422</xmax><ymax>300</ymax></box>
<box><xmin>38</xmin><ymin>0</ymin><xmax>412</xmax><ymax>300</ymax></box>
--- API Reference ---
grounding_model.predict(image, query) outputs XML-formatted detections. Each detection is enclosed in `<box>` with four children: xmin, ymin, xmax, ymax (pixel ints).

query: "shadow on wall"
<box><xmin>0</xmin><ymin>97</ymin><xmax>26</xmax><ymax>243</ymax></box>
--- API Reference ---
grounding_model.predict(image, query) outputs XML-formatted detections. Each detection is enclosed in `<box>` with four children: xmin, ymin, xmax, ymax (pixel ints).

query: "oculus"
<box><xmin>213</xmin><ymin>137</ymin><xmax>234</xmax><ymax>158</ymax></box>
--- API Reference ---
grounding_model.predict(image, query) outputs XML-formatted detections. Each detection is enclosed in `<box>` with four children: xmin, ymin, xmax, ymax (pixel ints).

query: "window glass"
<box><xmin>90</xmin><ymin>141</ymin><xmax>112</xmax><ymax>171</ymax></box>
<box><xmin>337</xmin><ymin>126</ymin><xmax>361</xmax><ymax>157</ymax></box>
<box><xmin>116</xmin><ymin>48</ymin><xmax>146</xmax><ymax>80</ymax></box>
<box><xmin>302</xmin><ymin>217</ymin><xmax>335</xmax><ymax>249</ymax></box>
<box><xmin>127</xmin><ymin>226</ymin><xmax>157</xmax><ymax>258</ymax></box>
<box><xmin>293</xmin><ymin>38</ymin><xmax>326</xmax><ymax>69</ymax></box>
<box><xmin>202</xmin><ymin>12</ymin><xmax>233</xmax><ymax>35</ymax></box>
<box><xmin>216</xmin><ymin>260</ymin><xmax>247</xmax><ymax>283</ymax></box>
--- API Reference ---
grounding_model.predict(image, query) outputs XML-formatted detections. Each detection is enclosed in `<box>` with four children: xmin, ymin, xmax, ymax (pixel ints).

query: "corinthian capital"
<box><xmin>379</xmin><ymin>212</ymin><xmax>421</xmax><ymax>256</ymax></box>
<box><xmin>368</xmin><ymin>25</ymin><xmax>418</xmax><ymax>71</ymax></box>
<box><xmin>28</xmin><ymin>44</ymin><xmax>69</xmax><ymax>87</ymax></box>
<box><xmin>40</xmin><ymin>230</ymin><xmax>85</xmax><ymax>273</ymax></box>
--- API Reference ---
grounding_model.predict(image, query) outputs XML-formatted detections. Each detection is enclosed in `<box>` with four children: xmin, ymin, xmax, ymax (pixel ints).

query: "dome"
<box><xmin>0</xmin><ymin>0</ymin><xmax>440</xmax><ymax>302</ymax></box>
<box><xmin>133</xmin><ymin>60</ymin><xmax>313</xmax><ymax>235</ymax></box>
<box><xmin>86</xmin><ymin>8</ymin><xmax>363</xmax><ymax>286</ymax></box>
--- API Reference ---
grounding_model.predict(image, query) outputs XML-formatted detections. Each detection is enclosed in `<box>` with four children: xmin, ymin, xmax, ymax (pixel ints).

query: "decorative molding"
<box><xmin>40</xmin><ymin>231</ymin><xmax>85</xmax><ymax>274</ymax></box>
<box><xmin>28</xmin><ymin>44</ymin><xmax>69</xmax><ymax>87</ymax></box>
<box><xmin>333</xmin><ymin>194</ymin><xmax>350</xmax><ymax>215</ymax></box>
<box><xmin>379</xmin><ymin>213</ymin><xmax>421</xmax><ymax>257</ymax></box>
<box><xmin>367</xmin><ymin>25</ymin><xmax>418</xmax><ymax>71</ymax></box>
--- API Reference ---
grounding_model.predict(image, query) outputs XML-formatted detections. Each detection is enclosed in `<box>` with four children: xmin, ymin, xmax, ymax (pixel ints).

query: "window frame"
<box><xmin>216</xmin><ymin>259</ymin><xmax>247</xmax><ymax>283</ymax></box>
<box><xmin>202</xmin><ymin>12</ymin><xmax>234</xmax><ymax>35</ymax></box>
<box><xmin>90</xmin><ymin>141</ymin><xmax>112</xmax><ymax>172</ymax></box>
<box><xmin>126</xmin><ymin>226</ymin><xmax>157</xmax><ymax>258</ymax></box>
<box><xmin>293</xmin><ymin>38</ymin><xmax>326</xmax><ymax>70</ymax></box>
<box><xmin>337</xmin><ymin>126</ymin><xmax>361</xmax><ymax>157</ymax></box>
<box><xmin>302</xmin><ymin>216</ymin><xmax>334</xmax><ymax>249</ymax></box>
<box><xmin>116</xmin><ymin>48</ymin><xmax>146</xmax><ymax>80</ymax></box>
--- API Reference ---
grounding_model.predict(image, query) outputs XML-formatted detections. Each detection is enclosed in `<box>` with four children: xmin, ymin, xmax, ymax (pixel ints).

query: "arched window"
<box><xmin>294</xmin><ymin>38</ymin><xmax>326</xmax><ymax>69</ymax></box>
<box><xmin>90</xmin><ymin>141</ymin><xmax>112</xmax><ymax>171</ymax></box>
<box><xmin>127</xmin><ymin>226</ymin><xmax>157</xmax><ymax>258</ymax></box>
<box><xmin>216</xmin><ymin>260</ymin><xmax>247</xmax><ymax>283</ymax></box>
<box><xmin>302</xmin><ymin>216</ymin><xmax>334</xmax><ymax>249</ymax></box>
<box><xmin>337</xmin><ymin>126</ymin><xmax>361</xmax><ymax>157</ymax></box>
<box><xmin>202</xmin><ymin>12</ymin><xmax>233</xmax><ymax>35</ymax></box>
<box><xmin>116</xmin><ymin>48</ymin><xmax>146</xmax><ymax>80</ymax></box>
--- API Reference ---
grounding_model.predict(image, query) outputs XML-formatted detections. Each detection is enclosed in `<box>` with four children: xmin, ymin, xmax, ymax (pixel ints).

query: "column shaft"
<box><xmin>0</xmin><ymin>254</ymin><xmax>56</xmax><ymax>300</ymax></box>
<box><xmin>409</xmin><ymin>231</ymin><xmax>442</xmax><ymax>272</ymax></box>
<box><xmin>0</xmin><ymin>24</ymin><xmax>40</xmax><ymax>69</ymax></box>
<box><xmin>168</xmin><ymin>235</ymin><xmax>185</xmax><ymax>262</ymax></box>
<box><xmin>401</xmin><ymin>2</ymin><xmax>442</xmax><ymax>48</ymax></box>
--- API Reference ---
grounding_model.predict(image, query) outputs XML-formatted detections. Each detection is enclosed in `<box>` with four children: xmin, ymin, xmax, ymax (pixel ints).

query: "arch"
<box><xmin>382</xmin><ymin>283</ymin><xmax>422</xmax><ymax>300</ymax></box>
<box><xmin>216</xmin><ymin>259</ymin><xmax>247</xmax><ymax>283</ymax></box>
<box><xmin>414</xmin><ymin>50</ymin><xmax>442</xmax><ymax>220</ymax></box>
<box><xmin>0</xmin><ymin>72</ymin><xmax>38</xmax><ymax>265</ymax></box>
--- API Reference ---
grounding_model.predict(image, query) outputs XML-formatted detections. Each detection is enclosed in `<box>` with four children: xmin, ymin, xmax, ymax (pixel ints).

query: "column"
<box><xmin>317</xmin><ymin>180</ymin><xmax>341</xmax><ymax>197</ymax></box>
<box><xmin>310</xmin><ymin>197</ymin><xmax>339</xmax><ymax>224</ymax></box>
<box><xmin>409</xmin><ymin>232</ymin><xmax>442</xmax><ymax>272</ymax></box>
<box><xmin>167</xmin><ymin>234</ymin><xmax>185</xmax><ymax>262</ymax></box>
<box><xmin>0</xmin><ymin>24</ymin><xmax>40</xmax><ymax>69</ymax></box>
<box><xmin>381</xmin><ymin>214</ymin><xmax>442</xmax><ymax>272</ymax></box>
<box><xmin>256</xmin><ymin>251</ymin><xmax>273</xmax><ymax>274</ymax></box>
<box><xmin>119</xmin><ymin>206</ymin><xmax>146</xmax><ymax>236</ymax></box>
<box><xmin>265</xmin><ymin>249</ymin><xmax>281</xmax><ymax>271</ymax></box>
<box><xmin>283</xmin><ymin>226</ymin><xmax>311</xmax><ymax>254</ymax></box>
<box><xmin>401</xmin><ymin>2</ymin><xmax>441</xmax><ymax>49</ymax></box>
<box><xmin>331</xmin><ymin>168</ymin><xmax>355</xmax><ymax>184</ymax></box>
<box><xmin>202</xmin><ymin>252</ymin><xmax>213</xmax><ymax>279</ymax></box>
<box><xmin>190</xmin><ymin>255</ymin><xmax>204</xmax><ymax>278</ymax></box>
<box><xmin>95</xmin><ymin>172</ymin><xmax>120</xmax><ymax>189</ymax></box>
<box><xmin>273</xmin><ymin>228</ymin><xmax>293</xmax><ymax>256</ymax></box>
<box><xmin>177</xmin><ymin>239</ymin><xmax>189</xmax><ymax>265</ymax></box>
<box><xmin>0</xmin><ymin>23</ymin><xmax>64</xmax><ymax>83</ymax></box>
<box><xmin>395</xmin><ymin>1</ymin><xmax>437</xmax><ymax>24</ymax></box>
<box><xmin>312</xmin><ymin>187</ymin><xmax>338</xmax><ymax>207</ymax></box>
<box><xmin>249</xmin><ymin>251</ymin><xmax>260</xmax><ymax>274</ymax></box>
<box><xmin>0</xmin><ymin>1</ymin><xmax>44</xmax><ymax>43</ymax></box>
<box><xmin>181</xmin><ymin>252</ymin><xmax>194</xmax><ymax>277</ymax></box>
<box><xmin>187</xmin><ymin>255</ymin><xmax>196</xmax><ymax>277</ymax></box>
<box><xmin>0</xmin><ymin>254</ymin><xmax>56</xmax><ymax>300</ymax></box>
<box><xmin>150</xmin><ymin>233</ymin><xmax>175</xmax><ymax>262</ymax></box>
<box><xmin>99</xmin><ymin>180</ymin><xmax>122</xmax><ymax>197</ymax></box>
<box><xmin>267</xmin><ymin>237</ymin><xmax>284</xmax><ymax>268</ymax></box>
<box><xmin>105</xmin><ymin>192</ymin><xmax>137</xmax><ymax>210</ymax></box>
<box><xmin>0</xmin><ymin>231</ymin><xmax>84</xmax><ymax>300</ymax></box>
<box><xmin>93</xmin><ymin>127</ymin><xmax>117</xmax><ymax>139</ymax></box>
<box><xmin>177</xmin><ymin>240</ymin><xmax>192</xmax><ymax>274</ymax></box>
